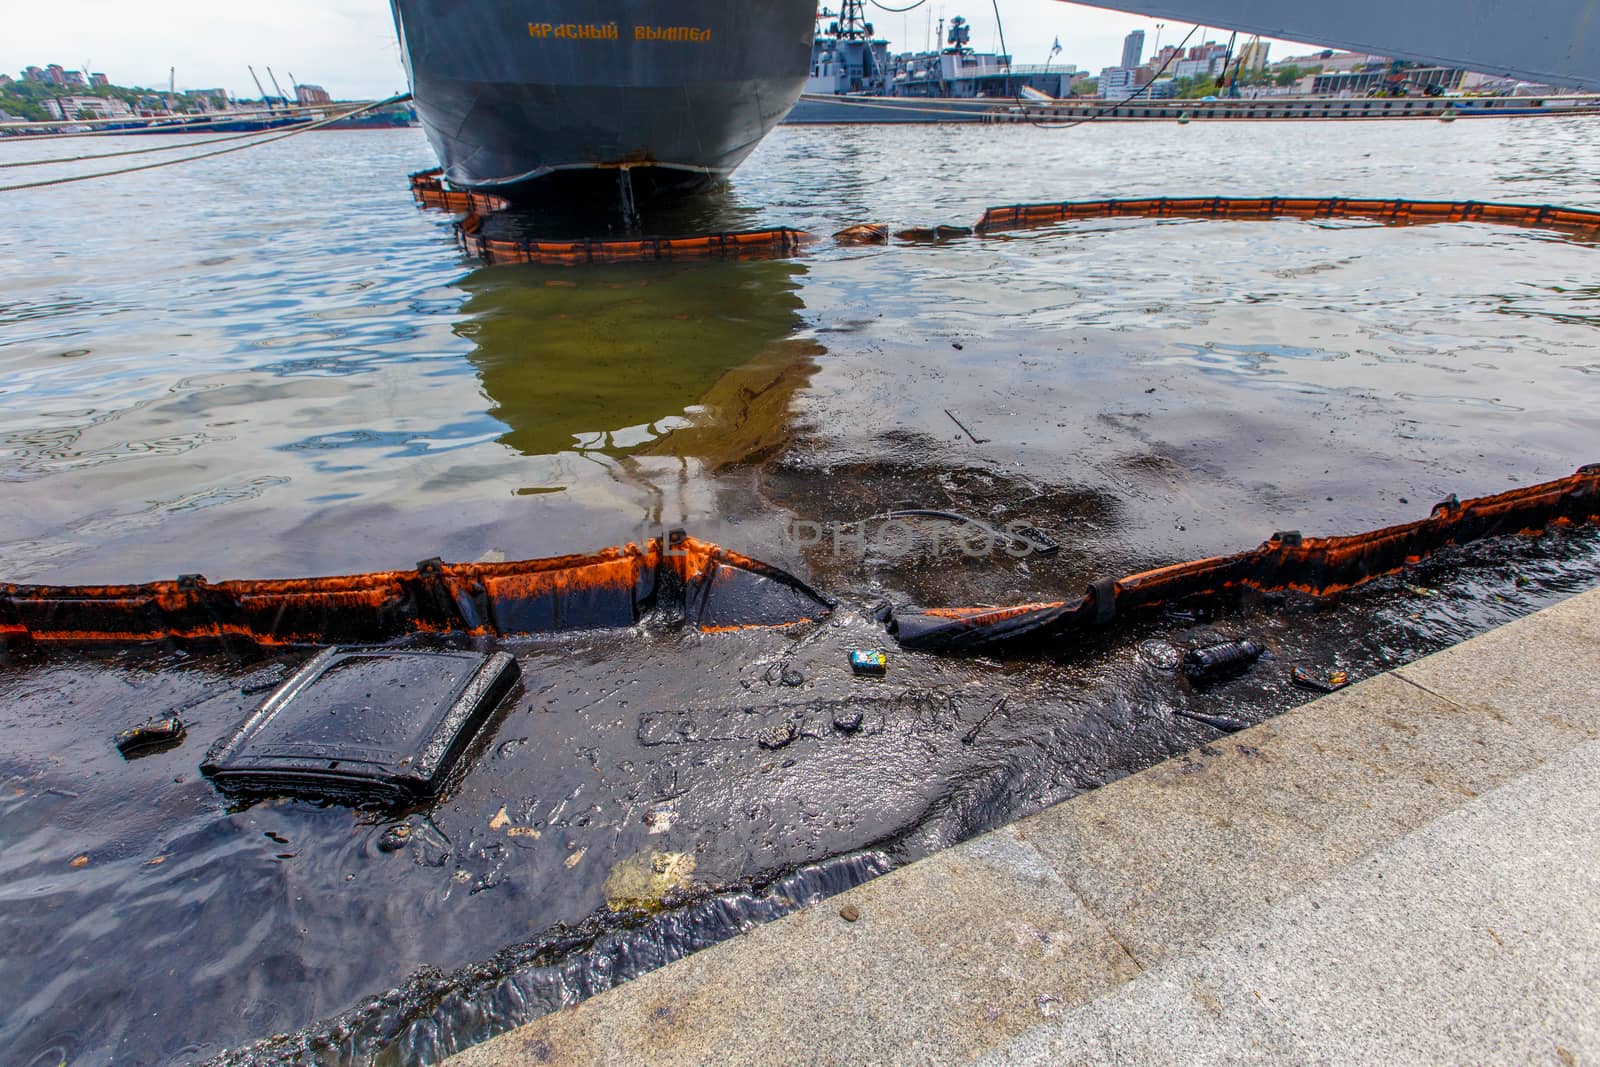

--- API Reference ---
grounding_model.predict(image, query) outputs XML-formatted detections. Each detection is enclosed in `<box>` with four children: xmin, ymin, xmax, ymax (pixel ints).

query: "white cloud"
<box><xmin>1</xmin><ymin>1</ymin><xmax>1322</xmax><ymax>100</ymax></box>
<box><xmin>3</xmin><ymin>0</ymin><xmax>408</xmax><ymax>99</ymax></box>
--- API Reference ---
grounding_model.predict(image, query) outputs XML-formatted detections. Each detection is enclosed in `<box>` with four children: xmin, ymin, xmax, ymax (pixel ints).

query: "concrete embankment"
<box><xmin>448</xmin><ymin>588</ymin><xmax>1600</xmax><ymax>1066</ymax></box>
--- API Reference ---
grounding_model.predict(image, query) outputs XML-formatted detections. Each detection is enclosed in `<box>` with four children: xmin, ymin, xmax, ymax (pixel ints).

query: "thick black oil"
<box><xmin>3</xmin><ymin>527</ymin><xmax>1596</xmax><ymax>1065</ymax></box>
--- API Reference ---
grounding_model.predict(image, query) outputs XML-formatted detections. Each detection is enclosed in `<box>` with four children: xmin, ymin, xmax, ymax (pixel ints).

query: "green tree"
<box><xmin>1272</xmin><ymin>64</ymin><xmax>1321</xmax><ymax>87</ymax></box>
<box><xmin>0</xmin><ymin>92</ymin><xmax>49</xmax><ymax>121</ymax></box>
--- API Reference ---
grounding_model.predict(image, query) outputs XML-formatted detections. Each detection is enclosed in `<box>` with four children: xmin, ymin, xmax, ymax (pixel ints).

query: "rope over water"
<box><xmin>0</xmin><ymin>94</ymin><xmax>412</xmax><ymax>194</ymax></box>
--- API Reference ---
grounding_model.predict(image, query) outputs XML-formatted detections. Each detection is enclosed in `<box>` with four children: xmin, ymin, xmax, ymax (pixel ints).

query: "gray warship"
<box><xmin>389</xmin><ymin>0</ymin><xmax>818</xmax><ymax>201</ymax></box>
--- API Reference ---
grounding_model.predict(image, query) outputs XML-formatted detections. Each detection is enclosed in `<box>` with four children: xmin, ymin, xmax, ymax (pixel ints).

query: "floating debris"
<box><xmin>1172</xmin><ymin>708</ymin><xmax>1251</xmax><ymax>733</ymax></box>
<box><xmin>1182</xmin><ymin>640</ymin><xmax>1267</xmax><ymax>682</ymax></box>
<box><xmin>849</xmin><ymin>650</ymin><xmax>889</xmax><ymax>676</ymax></box>
<box><xmin>1011</xmin><ymin>525</ymin><xmax>1061</xmax><ymax>555</ymax></box>
<box><xmin>832</xmin><ymin>710</ymin><xmax>865</xmax><ymax>734</ymax></box>
<box><xmin>201</xmin><ymin>648</ymin><xmax>520</xmax><ymax>808</ymax></box>
<box><xmin>832</xmin><ymin>223</ymin><xmax>888</xmax><ymax>245</ymax></box>
<box><xmin>114</xmin><ymin>715</ymin><xmax>187</xmax><ymax>758</ymax></box>
<box><xmin>1292</xmin><ymin>666</ymin><xmax>1352</xmax><ymax>694</ymax></box>
<box><xmin>377</xmin><ymin>824</ymin><xmax>413</xmax><ymax>853</ymax></box>
<box><xmin>757</xmin><ymin>721</ymin><xmax>798</xmax><ymax>750</ymax></box>
<box><xmin>961</xmin><ymin>697</ymin><xmax>1008</xmax><ymax>745</ymax></box>
<box><xmin>603</xmin><ymin>850</ymin><xmax>698</xmax><ymax>914</ymax></box>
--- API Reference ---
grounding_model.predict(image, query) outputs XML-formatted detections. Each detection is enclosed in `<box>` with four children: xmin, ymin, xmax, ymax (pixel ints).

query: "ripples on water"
<box><xmin>1</xmin><ymin>119</ymin><xmax>1599</xmax><ymax>1064</ymax></box>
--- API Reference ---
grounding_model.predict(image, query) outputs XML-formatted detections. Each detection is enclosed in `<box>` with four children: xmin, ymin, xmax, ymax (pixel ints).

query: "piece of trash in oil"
<box><xmin>1173</xmin><ymin>708</ymin><xmax>1250</xmax><ymax>733</ymax></box>
<box><xmin>115</xmin><ymin>715</ymin><xmax>187</xmax><ymax>758</ymax></box>
<box><xmin>1291</xmin><ymin>666</ymin><xmax>1350</xmax><ymax>694</ymax></box>
<box><xmin>1011</xmin><ymin>525</ymin><xmax>1060</xmax><ymax>555</ymax></box>
<box><xmin>849</xmin><ymin>650</ymin><xmax>888</xmax><ymax>676</ymax></box>
<box><xmin>1181</xmin><ymin>639</ymin><xmax>1265</xmax><ymax>682</ymax></box>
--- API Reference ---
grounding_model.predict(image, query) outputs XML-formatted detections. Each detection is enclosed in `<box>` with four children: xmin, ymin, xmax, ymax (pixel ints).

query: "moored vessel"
<box><xmin>390</xmin><ymin>0</ymin><xmax>817</xmax><ymax>202</ymax></box>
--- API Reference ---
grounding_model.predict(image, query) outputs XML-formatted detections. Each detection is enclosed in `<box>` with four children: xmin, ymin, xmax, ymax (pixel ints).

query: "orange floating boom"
<box><xmin>457</xmin><ymin>225</ymin><xmax>812</xmax><ymax>265</ymax></box>
<box><xmin>973</xmin><ymin>197</ymin><xmax>1600</xmax><ymax>236</ymax></box>
<box><xmin>0</xmin><ymin>532</ymin><xmax>831</xmax><ymax>651</ymax></box>
<box><xmin>889</xmin><ymin>465</ymin><xmax>1600</xmax><ymax>653</ymax></box>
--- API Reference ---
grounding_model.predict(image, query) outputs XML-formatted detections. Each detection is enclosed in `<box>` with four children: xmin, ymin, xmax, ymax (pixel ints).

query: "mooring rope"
<box><xmin>0</xmin><ymin>94</ymin><xmax>412</xmax><ymax>194</ymax></box>
<box><xmin>0</xmin><ymin>123</ymin><xmax>323</xmax><ymax>170</ymax></box>
<box><xmin>0</xmin><ymin>99</ymin><xmax>369</xmax><ymax>141</ymax></box>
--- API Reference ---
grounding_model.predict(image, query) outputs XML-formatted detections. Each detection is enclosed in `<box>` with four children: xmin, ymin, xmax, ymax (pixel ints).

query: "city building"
<box><xmin>1173</xmin><ymin>56</ymin><xmax>1226</xmax><ymax>81</ymax></box>
<box><xmin>1098</xmin><ymin>64</ymin><xmax>1152</xmax><ymax>99</ymax></box>
<box><xmin>62</xmin><ymin>70</ymin><xmax>86</xmax><ymax>87</ymax></box>
<box><xmin>41</xmin><ymin>95</ymin><xmax>134</xmax><ymax>120</ymax></box>
<box><xmin>45</xmin><ymin>64</ymin><xmax>67</xmax><ymax>85</ymax></box>
<box><xmin>295</xmin><ymin>83</ymin><xmax>332</xmax><ymax>106</ymax></box>
<box><xmin>1149</xmin><ymin>44</ymin><xmax>1183</xmax><ymax>72</ymax></box>
<box><xmin>0</xmin><ymin>74</ymin><xmax>13</xmax><ymax>87</ymax></box>
<box><xmin>23</xmin><ymin>66</ymin><xmax>46</xmax><ymax>82</ymax></box>
<box><xmin>90</xmin><ymin>72</ymin><xmax>109</xmax><ymax>87</ymax></box>
<box><xmin>1121</xmin><ymin>30</ymin><xmax>1145</xmax><ymax>70</ymax></box>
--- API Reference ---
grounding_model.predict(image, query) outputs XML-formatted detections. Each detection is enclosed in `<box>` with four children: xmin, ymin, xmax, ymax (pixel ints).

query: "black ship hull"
<box><xmin>390</xmin><ymin>0</ymin><xmax>817</xmax><ymax>200</ymax></box>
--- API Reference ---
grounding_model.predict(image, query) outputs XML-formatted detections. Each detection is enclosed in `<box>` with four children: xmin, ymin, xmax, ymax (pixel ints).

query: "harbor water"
<box><xmin>2</xmin><ymin>118</ymin><xmax>1599</xmax><ymax>1064</ymax></box>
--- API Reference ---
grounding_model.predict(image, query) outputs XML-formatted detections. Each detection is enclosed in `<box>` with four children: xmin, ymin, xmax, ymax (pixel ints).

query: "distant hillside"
<box><xmin>0</xmin><ymin>78</ymin><xmax>238</xmax><ymax>122</ymax></box>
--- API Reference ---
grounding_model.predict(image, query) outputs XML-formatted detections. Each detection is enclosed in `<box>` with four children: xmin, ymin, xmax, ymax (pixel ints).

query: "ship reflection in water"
<box><xmin>456</xmin><ymin>253</ymin><xmax>821</xmax><ymax>467</ymax></box>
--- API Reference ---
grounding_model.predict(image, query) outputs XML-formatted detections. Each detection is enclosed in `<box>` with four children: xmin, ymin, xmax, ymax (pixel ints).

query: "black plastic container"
<box><xmin>202</xmin><ymin>647</ymin><xmax>519</xmax><ymax>807</ymax></box>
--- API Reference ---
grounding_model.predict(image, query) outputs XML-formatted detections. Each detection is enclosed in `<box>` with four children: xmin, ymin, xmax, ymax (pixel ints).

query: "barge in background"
<box><xmin>389</xmin><ymin>0</ymin><xmax>816</xmax><ymax>201</ymax></box>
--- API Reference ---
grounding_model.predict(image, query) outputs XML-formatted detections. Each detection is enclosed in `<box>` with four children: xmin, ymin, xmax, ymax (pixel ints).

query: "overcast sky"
<box><xmin>2</xmin><ymin>1</ymin><xmax>1323</xmax><ymax>100</ymax></box>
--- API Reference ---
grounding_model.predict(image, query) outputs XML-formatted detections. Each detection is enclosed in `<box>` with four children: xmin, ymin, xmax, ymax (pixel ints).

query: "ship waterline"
<box><xmin>391</xmin><ymin>0</ymin><xmax>817</xmax><ymax>198</ymax></box>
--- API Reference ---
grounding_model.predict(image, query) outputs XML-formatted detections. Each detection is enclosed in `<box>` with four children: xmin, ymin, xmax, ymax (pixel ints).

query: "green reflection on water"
<box><xmin>456</xmin><ymin>259</ymin><xmax>818</xmax><ymax>460</ymax></box>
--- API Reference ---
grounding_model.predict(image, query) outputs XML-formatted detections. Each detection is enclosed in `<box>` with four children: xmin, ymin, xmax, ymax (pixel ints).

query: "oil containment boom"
<box><xmin>1069</xmin><ymin>0</ymin><xmax>1600</xmax><ymax>90</ymax></box>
